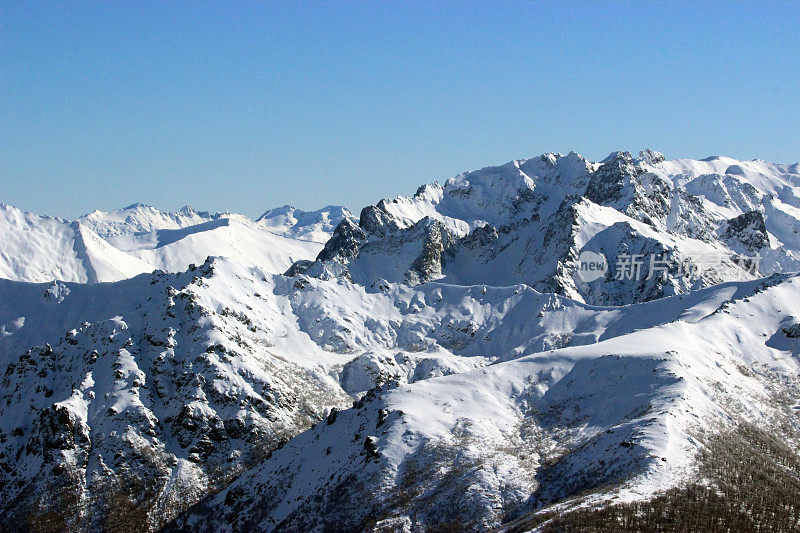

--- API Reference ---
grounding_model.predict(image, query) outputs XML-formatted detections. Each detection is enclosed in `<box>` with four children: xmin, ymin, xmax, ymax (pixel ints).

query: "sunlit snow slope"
<box><xmin>0</xmin><ymin>202</ymin><xmax>351</xmax><ymax>283</ymax></box>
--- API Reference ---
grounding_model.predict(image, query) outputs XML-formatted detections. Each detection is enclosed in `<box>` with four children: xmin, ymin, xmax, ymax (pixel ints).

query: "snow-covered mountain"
<box><xmin>80</xmin><ymin>203</ymin><xmax>222</xmax><ymax>240</ymax></box>
<box><xmin>257</xmin><ymin>205</ymin><xmax>356</xmax><ymax>243</ymax></box>
<box><xmin>1</xmin><ymin>150</ymin><xmax>800</xmax><ymax>532</ymax></box>
<box><xmin>0</xmin><ymin>203</ymin><xmax>346</xmax><ymax>284</ymax></box>
<box><xmin>0</xmin><ymin>259</ymin><xmax>355</xmax><ymax>530</ymax></box>
<box><xmin>173</xmin><ymin>275</ymin><xmax>800</xmax><ymax>532</ymax></box>
<box><xmin>0</xmin><ymin>204</ymin><xmax>153</xmax><ymax>283</ymax></box>
<box><xmin>295</xmin><ymin>150</ymin><xmax>800</xmax><ymax>305</ymax></box>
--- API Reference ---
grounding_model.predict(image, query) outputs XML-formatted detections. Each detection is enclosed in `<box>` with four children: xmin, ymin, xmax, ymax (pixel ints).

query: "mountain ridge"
<box><xmin>0</xmin><ymin>201</ymin><xmax>353</xmax><ymax>284</ymax></box>
<box><xmin>292</xmin><ymin>149</ymin><xmax>800</xmax><ymax>305</ymax></box>
<box><xmin>2</xmin><ymin>149</ymin><xmax>800</xmax><ymax>531</ymax></box>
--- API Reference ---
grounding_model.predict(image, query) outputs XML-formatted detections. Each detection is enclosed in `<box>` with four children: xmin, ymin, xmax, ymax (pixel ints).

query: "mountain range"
<box><xmin>1</xmin><ymin>149</ymin><xmax>799</xmax><ymax>532</ymax></box>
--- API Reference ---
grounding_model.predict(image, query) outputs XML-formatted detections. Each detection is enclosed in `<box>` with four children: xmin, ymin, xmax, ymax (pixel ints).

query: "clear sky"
<box><xmin>1</xmin><ymin>1</ymin><xmax>798</xmax><ymax>219</ymax></box>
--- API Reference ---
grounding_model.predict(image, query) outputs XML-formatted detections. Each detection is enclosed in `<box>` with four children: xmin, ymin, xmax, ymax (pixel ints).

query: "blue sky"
<box><xmin>1</xmin><ymin>1</ymin><xmax>798</xmax><ymax>219</ymax></box>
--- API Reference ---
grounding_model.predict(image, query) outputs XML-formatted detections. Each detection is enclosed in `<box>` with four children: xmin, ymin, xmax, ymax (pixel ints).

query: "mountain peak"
<box><xmin>122</xmin><ymin>202</ymin><xmax>155</xmax><ymax>211</ymax></box>
<box><xmin>638</xmin><ymin>148</ymin><xmax>666</xmax><ymax>165</ymax></box>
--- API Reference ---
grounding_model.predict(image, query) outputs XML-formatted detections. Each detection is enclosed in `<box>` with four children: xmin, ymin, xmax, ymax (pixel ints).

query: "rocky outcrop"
<box><xmin>407</xmin><ymin>219</ymin><xmax>456</xmax><ymax>284</ymax></box>
<box><xmin>722</xmin><ymin>210</ymin><xmax>769</xmax><ymax>253</ymax></box>
<box><xmin>359</xmin><ymin>203</ymin><xmax>403</xmax><ymax>236</ymax></box>
<box><xmin>317</xmin><ymin>218</ymin><xmax>368</xmax><ymax>262</ymax></box>
<box><xmin>585</xmin><ymin>151</ymin><xmax>672</xmax><ymax>227</ymax></box>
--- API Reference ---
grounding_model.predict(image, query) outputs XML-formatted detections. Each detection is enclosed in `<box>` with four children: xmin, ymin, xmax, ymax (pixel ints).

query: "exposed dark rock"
<box><xmin>407</xmin><ymin>219</ymin><xmax>455</xmax><ymax>284</ymax></box>
<box><xmin>359</xmin><ymin>202</ymin><xmax>402</xmax><ymax>236</ymax></box>
<box><xmin>284</xmin><ymin>260</ymin><xmax>313</xmax><ymax>277</ymax></box>
<box><xmin>722</xmin><ymin>210</ymin><xmax>769</xmax><ymax>252</ymax></box>
<box><xmin>316</xmin><ymin>218</ymin><xmax>368</xmax><ymax>262</ymax></box>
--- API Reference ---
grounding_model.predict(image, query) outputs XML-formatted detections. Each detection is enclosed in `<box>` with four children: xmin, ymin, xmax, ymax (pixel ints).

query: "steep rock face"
<box><xmin>594</xmin><ymin>152</ymin><xmax>673</xmax><ymax>226</ymax></box>
<box><xmin>406</xmin><ymin>219</ymin><xmax>456</xmax><ymax>284</ymax></box>
<box><xmin>527</xmin><ymin>199</ymin><xmax>584</xmax><ymax>298</ymax></box>
<box><xmin>316</xmin><ymin>218</ymin><xmax>368</xmax><ymax>262</ymax></box>
<box><xmin>359</xmin><ymin>203</ymin><xmax>404</xmax><ymax>236</ymax></box>
<box><xmin>721</xmin><ymin>210</ymin><xmax>770</xmax><ymax>252</ymax></box>
<box><xmin>666</xmin><ymin>188</ymin><xmax>718</xmax><ymax>241</ymax></box>
<box><xmin>576</xmin><ymin>221</ymin><xmax>693</xmax><ymax>305</ymax></box>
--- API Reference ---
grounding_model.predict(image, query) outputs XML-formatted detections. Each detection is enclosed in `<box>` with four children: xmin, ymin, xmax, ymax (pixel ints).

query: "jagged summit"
<box><xmin>290</xmin><ymin>149</ymin><xmax>800</xmax><ymax>305</ymax></box>
<box><xmin>122</xmin><ymin>201</ymin><xmax>154</xmax><ymax>210</ymax></box>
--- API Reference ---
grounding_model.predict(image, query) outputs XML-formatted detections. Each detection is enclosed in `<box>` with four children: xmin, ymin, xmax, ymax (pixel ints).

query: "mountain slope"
<box><xmin>0</xmin><ymin>203</ymin><xmax>335</xmax><ymax>284</ymax></box>
<box><xmin>0</xmin><ymin>204</ymin><xmax>152</xmax><ymax>283</ymax></box>
<box><xmin>8</xmin><ymin>254</ymin><xmax>786</xmax><ymax>531</ymax></box>
<box><xmin>120</xmin><ymin>215</ymin><xmax>322</xmax><ymax>276</ymax></box>
<box><xmin>79</xmin><ymin>204</ymin><xmax>222</xmax><ymax>244</ymax></box>
<box><xmin>173</xmin><ymin>274</ymin><xmax>800</xmax><ymax>532</ymax></box>
<box><xmin>0</xmin><ymin>258</ymin><xmax>353</xmax><ymax>530</ymax></box>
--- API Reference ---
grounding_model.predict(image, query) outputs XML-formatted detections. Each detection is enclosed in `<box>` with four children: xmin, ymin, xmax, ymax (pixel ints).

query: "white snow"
<box><xmin>2</xmin><ymin>149</ymin><xmax>800</xmax><ymax>531</ymax></box>
<box><xmin>0</xmin><ymin>203</ymin><xmax>343</xmax><ymax>283</ymax></box>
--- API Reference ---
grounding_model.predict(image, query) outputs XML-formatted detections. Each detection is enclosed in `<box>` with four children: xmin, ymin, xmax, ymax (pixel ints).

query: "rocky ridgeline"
<box><xmin>292</xmin><ymin>150</ymin><xmax>800</xmax><ymax>305</ymax></box>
